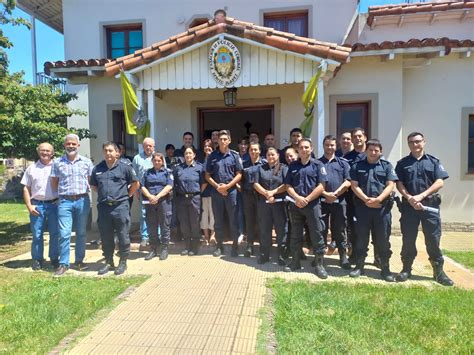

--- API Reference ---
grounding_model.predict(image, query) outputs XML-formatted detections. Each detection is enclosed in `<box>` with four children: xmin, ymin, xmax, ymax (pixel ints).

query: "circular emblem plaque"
<box><xmin>209</xmin><ymin>39</ymin><xmax>241</xmax><ymax>87</ymax></box>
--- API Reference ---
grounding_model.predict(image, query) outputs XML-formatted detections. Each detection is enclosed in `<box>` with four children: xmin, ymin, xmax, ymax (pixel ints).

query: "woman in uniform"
<box><xmin>141</xmin><ymin>152</ymin><xmax>173</xmax><ymax>261</ymax></box>
<box><xmin>253</xmin><ymin>147</ymin><xmax>288</xmax><ymax>265</ymax></box>
<box><xmin>173</xmin><ymin>146</ymin><xmax>206</xmax><ymax>255</ymax></box>
<box><xmin>200</xmin><ymin>139</ymin><xmax>215</xmax><ymax>245</ymax></box>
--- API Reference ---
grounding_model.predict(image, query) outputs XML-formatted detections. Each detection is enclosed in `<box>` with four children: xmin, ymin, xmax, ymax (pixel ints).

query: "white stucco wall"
<box><xmin>62</xmin><ymin>0</ymin><xmax>357</xmax><ymax>61</ymax></box>
<box><xmin>66</xmin><ymin>84</ymin><xmax>91</xmax><ymax>158</ymax></box>
<box><xmin>402</xmin><ymin>55</ymin><xmax>474</xmax><ymax>223</ymax></box>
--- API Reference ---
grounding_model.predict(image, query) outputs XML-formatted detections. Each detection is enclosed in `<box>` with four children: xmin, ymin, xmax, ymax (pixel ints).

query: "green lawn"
<box><xmin>0</xmin><ymin>201</ymin><xmax>31</xmax><ymax>261</ymax></box>
<box><xmin>267</xmin><ymin>279</ymin><xmax>474</xmax><ymax>353</ymax></box>
<box><xmin>444</xmin><ymin>250</ymin><xmax>474</xmax><ymax>270</ymax></box>
<box><xmin>0</xmin><ymin>268</ymin><xmax>147</xmax><ymax>354</ymax></box>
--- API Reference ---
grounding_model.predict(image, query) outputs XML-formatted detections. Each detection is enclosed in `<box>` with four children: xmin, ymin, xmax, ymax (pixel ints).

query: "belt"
<box><xmin>32</xmin><ymin>198</ymin><xmax>58</xmax><ymax>204</ymax></box>
<box><xmin>60</xmin><ymin>193</ymin><xmax>88</xmax><ymax>201</ymax></box>
<box><xmin>178</xmin><ymin>192</ymin><xmax>200</xmax><ymax>198</ymax></box>
<box><xmin>101</xmin><ymin>200</ymin><xmax>124</xmax><ymax>206</ymax></box>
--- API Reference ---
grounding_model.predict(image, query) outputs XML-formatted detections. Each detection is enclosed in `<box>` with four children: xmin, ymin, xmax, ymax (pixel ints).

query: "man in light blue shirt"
<box><xmin>51</xmin><ymin>134</ymin><xmax>93</xmax><ymax>276</ymax></box>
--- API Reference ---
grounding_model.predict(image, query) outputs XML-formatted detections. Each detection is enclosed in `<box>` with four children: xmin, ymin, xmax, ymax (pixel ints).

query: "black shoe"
<box><xmin>74</xmin><ymin>262</ymin><xmax>89</xmax><ymax>271</ymax></box>
<box><xmin>213</xmin><ymin>244</ymin><xmax>224</xmax><ymax>257</ymax></box>
<box><xmin>144</xmin><ymin>249</ymin><xmax>157</xmax><ymax>261</ymax></box>
<box><xmin>257</xmin><ymin>255</ymin><xmax>269</xmax><ymax>264</ymax></box>
<box><xmin>277</xmin><ymin>255</ymin><xmax>286</xmax><ymax>266</ymax></box>
<box><xmin>98</xmin><ymin>261</ymin><xmax>115</xmax><ymax>275</ymax></box>
<box><xmin>159</xmin><ymin>245</ymin><xmax>169</xmax><ymax>260</ymax></box>
<box><xmin>53</xmin><ymin>265</ymin><xmax>68</xmax><ymax>277</ymax></box>
<box><xmin>243</xmin><ymin>244</ymin><xmax>253</xmax><ymax>258</ymax></box>
<box><xmin>190</xmin><ymin>240</ymin><xmax>200</xmax><ymax>256</ymax></box>
<box><xmin>231</xmin><ymin>245</ymin><xmax>239</xmax><ymax>257</ymax></box>
<box><xmin>284</xmin><ymin>260</ymin><xmax>302</xmax><ymax>272</ymax></box>
<box><xmin>314</xmin><ymin>255</ymin><xmax>328</xmax><ymax>279</ymax></box>
<box><xmin>181</xmin><ymin>249</ymin><xmax>189</xmax><ymax>256</ymax></box>
<box><xmin>339</xmin><ymin>251</ymin><xmax>351</xmax><ymax>270</ymax></box>
<box><xmin>349</xmin><ymin>265</ymin><xmax>364</xmax><ymax>278</ymax></box>
<box><xmin>51</xmin><ymin>259</ymin><xmax>60</xmax><ymax>270</ymax></box>
<box><xmin>381</xmin><ymin>266</ymin><xmax>396</xmax><ymax>282</ymax></box>
<box><xmin>114</xmin><ymin>259</ymin><xmax>127</xmax><ymax>275</ymax></box>
<box><xmin>396</xmin><ymin>270</ymin><xmax>412</xmax><ymax>282</ymax></box>
<box><xmin>431</xmin><ymin>260</ymin><xmax>454</xmax><ymax>286</ymax></box>
<box><xmin>32</xmin><ymin>260</ymin><xmax>42</xmax><ymax>271</ymax></box>
<box><xmin>373</xmin><ymin>256</ymin><xmax>382</xmax><ymax>269</ymax></box>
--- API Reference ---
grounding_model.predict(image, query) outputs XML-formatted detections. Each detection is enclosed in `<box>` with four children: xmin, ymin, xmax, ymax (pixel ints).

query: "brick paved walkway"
<box><xmin>2</xmin><ymin>232</ymin><xmax>473</xmax><ymax>354</ymax></box>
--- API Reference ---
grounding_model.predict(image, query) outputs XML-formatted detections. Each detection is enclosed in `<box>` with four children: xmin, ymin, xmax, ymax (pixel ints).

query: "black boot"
<box><xmin>213</xmin><ymin>243</ymin><xmax>224</xmax><ymax>257</ymax></box>
<box><xmin>243</xmin><ymin>243</ymin><xmax>254</xmax><ymax>257</ymax></box>
<box><xmin>339</xmin><ymin>249</ymin><xmax>351</xmax><ymax>270</ymax></box>
<box><xmin>349</xmin><ymin>260</ymin><xmax>365</xmax><ymax>278</ymax></box>
<box><xmin>257</xmin><ymin>254</ymin><xmax>269</xmax><ymax>264</ymax></box>
<box><xmin>277</xmin><ymin>245</ymin><xmax>287</xmax><ymax>266</ymax></box>
<box><xmin>381</xmin><ymin>262</ymin><xmax>396</xmax><ymax>282</ymax></box>
<box><xmin>114</xmin><ymin>258</ymin><xmax>127</xmax><ymax>275</ymax></box>
<box><xmin>98</xmin><ymin>257</ymin><xmax>115</xmax><ymax>275</ymax></box>
<box><xmin>181</xmin><ymin>239</ymin><xmax>191</xmax><ymax>256</ymax></box>
<box><xmin>145</xmin><ymin>247</ymin><xmax>157</xmax><ymax>261</ymax></box>
<box><xmin>396</xmin><ymin>260</ymin><xmax>413</xmax><ymax>282</ymax></box>
<box><xmin>188</xmin><ymin>239</ymin><xmax>199</xmax><ymax>256</ymax></box>
<box><xmin>314</xmin><ymin>255</ymin><xmax>328</xmax><ymax>279</ymax></box>
<box><xmin>284</xmin><ymin>251</ymin><xmax>302</xmax><ymax>272</ymax></box>
<box><xmin>431</xmin><ymin>260</ymin><xmax>454</xmax><ymax>286</ymax></box>
<box><xmin>159</xmin><ymin>244</ymin><xmax>169</xmax><ymax>260</ymax></box>
<box><xmin>231</xmin><ymin>242</ymin><xmax>239</xmax><ymax>257</ymax></box>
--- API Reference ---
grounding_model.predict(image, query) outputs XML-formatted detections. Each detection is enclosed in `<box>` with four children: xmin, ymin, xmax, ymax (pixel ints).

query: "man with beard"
<box><xmin>51</xmin><ymin>134</ymin><xmax>94</xmax><ymax>276</ymax></box>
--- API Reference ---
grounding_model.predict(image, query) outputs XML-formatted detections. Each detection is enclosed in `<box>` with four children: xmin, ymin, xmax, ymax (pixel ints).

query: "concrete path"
<box><xmin>2</xmin><ymin>232</ymin><xmax>473</xmax><ymax>354</ymax></box>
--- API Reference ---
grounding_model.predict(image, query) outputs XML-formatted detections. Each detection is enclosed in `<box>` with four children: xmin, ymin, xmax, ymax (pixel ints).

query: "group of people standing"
<box><xmin>21</xmin><ymin>127</ymin><xmax>454</xmax><ymax>286</ymax></box>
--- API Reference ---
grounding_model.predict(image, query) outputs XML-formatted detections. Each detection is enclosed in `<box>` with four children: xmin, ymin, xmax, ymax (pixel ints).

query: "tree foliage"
<box><xmin>0</xmin><ymin>0</ymin><xmax>94</xmax><ymax>160</ymax></box>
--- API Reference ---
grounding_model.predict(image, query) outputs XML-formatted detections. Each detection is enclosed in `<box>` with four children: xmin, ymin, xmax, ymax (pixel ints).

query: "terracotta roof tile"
<box><xmin>45</xmin><ymin>16</ymin><xmax>351</xmax><ymax>76</ymax></box>
<box><xmin>349</xmin><ymin>37</ymin><xmax>474</xmax><ymax>53</ymax></box>
<box><xmin>367</xmin><ymin>1</ymin><xmax>474</xmax><ymax>26</ymax></box>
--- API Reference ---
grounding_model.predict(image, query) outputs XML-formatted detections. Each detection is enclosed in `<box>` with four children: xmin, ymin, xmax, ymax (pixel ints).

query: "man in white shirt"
<box><xmin>21</xmin><ymin>142</ymin><xmax>59</xmax><ymax>271</ymax></box>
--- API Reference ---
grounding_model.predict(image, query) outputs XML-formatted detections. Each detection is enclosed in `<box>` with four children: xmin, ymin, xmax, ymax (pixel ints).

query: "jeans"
<box><xmin>30</xmin><ymin>200</ymin><xmax>59</xmax><ymax>262</ymax></box>
<box><xmin>57</xmin><ymin>196</ymin><xmax>90</xmax><ymax>267</ymax></box>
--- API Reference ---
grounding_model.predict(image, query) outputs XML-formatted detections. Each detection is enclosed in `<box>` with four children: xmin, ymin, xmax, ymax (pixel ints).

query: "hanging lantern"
<box><xmin>223</xmin><ymin>87</ymin><xmax>237</xmax><ymax>107</ymax></box>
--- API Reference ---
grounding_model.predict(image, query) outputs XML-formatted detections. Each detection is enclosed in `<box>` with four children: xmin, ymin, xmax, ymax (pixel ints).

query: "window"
<box><xmin>112</xmin><ymin>110</ymin><xmax>138</xmax><ymax>157</ymax></box>
<box><xmin>264</xmin><ymin>11</ymin><xmax>308</xmax><ymax>37</ymax></box>
<box><xmin>336</xmin><ymin>102</ymin><xmax>370</xmax><ymax>138</ymax></box>
<box><xmin>469</xmin><ymin>115</ymin><xmax>474</xmax><ymax>173</ymax></box>
<box><xmin>106</xmin><ymin>25</ymin><xmax>143</xmax><ymax>59</ymax></box>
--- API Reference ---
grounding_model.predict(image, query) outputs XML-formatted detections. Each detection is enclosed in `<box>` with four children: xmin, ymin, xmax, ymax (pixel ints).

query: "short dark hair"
<box><xmin>407</xmin><ymin>132</ymin><xmax>424</xmax><ymax>141</ymax></box>
<box><xmin>151</xmin><ymin>152</ymin><xmax>165</xmax><ymax>161</ymax></box>
<box><xmin>298</xmin><ymin>138</ymin><xmax>313</xmax><ymax>147</ymax></box>
<box><xmin>290</xmin><ymin>128</ymin><xmax>303</xmax><ymax>136</ymax></box>
<box><xmin>250</xmin><ymin>131</ymin><xmax>259</xmax><ymax>137</ymax></box>
<box><xmin>351</xmin><ymin>127</ymin><xmax>366</xmax><ymax>137</ymax></box>
<box><xmin>214</xmin><ymin>9</ymin><xmax>227</xmax><ymax>17</ymax></box>
<box><xmin>248</xmin><ymin>141</ymin><xmax>261</xmax><ymax>150</ymax></box>
<box><xmin>102</xmin><ymin>141</ymin><xmax>119</xmax><ymax>151</ymax></box>
<box><xmin>183</xmin><ymin>131</ymin><xmax>194</xmax><ymax>139</ymax></box>
<box><xmin>165</xmin><ymin>144</ymin><xmax>175</xmax><ymax>151</ymax></box>
<box><xmin>218</xmin><ymin>129</ymin><xmax>231</xmax><ymax>139</ymax></box>
<box><xmin>183</xmin><ymin>146</ymin><xmax>197</xmax><ymax>154</ymax></box>
<box><xmin>366</xmin><ymin>139</ymin><xmax>382</xmax><ymax>151</ymax></box>
<box><xmin>323</xmin><ymin>135</ymin><xmax>337</xmax><ymax>144</ymax></box>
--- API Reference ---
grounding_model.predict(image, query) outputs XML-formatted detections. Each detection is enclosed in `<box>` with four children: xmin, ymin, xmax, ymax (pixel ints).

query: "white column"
<box><xmin>147</xmin><ymin>89</ymin><xmax>157</xmax><ymax>143</ymax></box>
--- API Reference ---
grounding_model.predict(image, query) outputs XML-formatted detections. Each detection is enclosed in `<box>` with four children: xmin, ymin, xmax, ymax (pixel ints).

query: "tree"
<box><xmin>0</xmin><ymin>0</ymin><xmax>94</xmax><ymax>160</ymax></box>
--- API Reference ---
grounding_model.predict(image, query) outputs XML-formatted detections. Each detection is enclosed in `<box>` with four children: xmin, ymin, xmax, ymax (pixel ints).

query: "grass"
<box><xmin>267</xmin><ymin>278</ymin><xmax>474</xmax><ymax>353</ymax></box>
<box><xmin>444</xmin><ymin>250</ymin><xmax>474</xmax><ymax>270</ymax></box>
<box><xmin>0</xmin><ymin>268</ymin><xmax>148</xmax><ymax>354</ymax></box>
<box><xmin>0</xmin><ymin>201</ymin><xmax>31</xmax><ymax>261</ymax></box>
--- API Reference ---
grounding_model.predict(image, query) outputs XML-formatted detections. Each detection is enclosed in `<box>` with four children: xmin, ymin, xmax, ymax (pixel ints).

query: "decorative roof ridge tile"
<box><xmin>349</xmin><ymin>37</ymin><xmax>474</xmax><ymax>52</ymax></box>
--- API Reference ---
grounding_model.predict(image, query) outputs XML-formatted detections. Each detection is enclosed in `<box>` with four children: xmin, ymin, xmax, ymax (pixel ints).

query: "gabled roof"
<box><xmin>45</xmin><ymin>17</ymin><xmax>351</xmax><ymax>76</ymax></box>
<box><xmin>349</xmin><ymin>38</ymin><xmax>474</xmax><ymax>54</ymax></box>
<box><xmin>367</xmin><ymin>1</ymin><xmax>474</xmax><ymax>26</ymax></box>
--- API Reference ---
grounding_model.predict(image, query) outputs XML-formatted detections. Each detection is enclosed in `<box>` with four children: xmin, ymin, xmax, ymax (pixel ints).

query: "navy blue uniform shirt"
<box><xmin>242</xmin><ymin>158</ymin><xmax>265</xmax><ymax>191</ymax></box>
<box><xmin>173</xmin><ymin>161</ymin><xmax>204</xmax><ymax>195</ymax></box>
<box><xmin>141</xmin><ymin>167</ymin><xmax>174</xmax><ymax>199</ymax></box>
<box><xmin>206</xmin><ymin>149</ymin><xmax>243</xmax><ymax>184</ymax></box>
<box><xmin>318</xmin><ymin>155</ymin><xmax>350</xmax><ymax>193</ymax></box>
<box><xmin>343</xmin><ymin>150</ymin><xmax>366</xmax><ymax>165</ymax></box>
<box><xmin>350</xmin><ymin>158</ymin><xmax>398</xmax><ymax>197</ymax></box>
<box><xmin>90</xmin><ymin>160</ymin><xmax>138</xmax><ymax>203</ymax></box>
<box><xmin>395</xmin><ymin>153</ymin><xmax>449</xmax><ymax>195</ymax></box>
<box><xmin>255</xmin><ymin>163</ymin><xmax>288</xmax><ymax>199</ymax></box>
<box><xmin>284</xmin><ymin>158</ymin><xmax>328</xmax><ymax>197</ymax></box>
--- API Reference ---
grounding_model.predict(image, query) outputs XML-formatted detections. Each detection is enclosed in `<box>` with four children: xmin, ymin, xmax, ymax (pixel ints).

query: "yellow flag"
<box><xmin>120</xmin><ymin>71</ymin><xmax>138</xmax><ymax>135</ymax></box>
<box><xmin>299</xmin><ymin>67</ymin><xmax>322</xmax><ymax>137</ymax></box>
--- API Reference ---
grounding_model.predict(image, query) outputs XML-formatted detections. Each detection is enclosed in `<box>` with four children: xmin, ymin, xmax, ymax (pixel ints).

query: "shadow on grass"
<box><xmin>0</xmin><ymin>221</ymin><xmax>30</xmax><ymax>245</ymax></box>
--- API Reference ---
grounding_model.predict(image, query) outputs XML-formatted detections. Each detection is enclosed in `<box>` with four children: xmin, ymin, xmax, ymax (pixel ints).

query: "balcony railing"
<box><xmin>36</xmin><ymin>72</ymin><xmax>67</xmax><ymax>93</ymax></box>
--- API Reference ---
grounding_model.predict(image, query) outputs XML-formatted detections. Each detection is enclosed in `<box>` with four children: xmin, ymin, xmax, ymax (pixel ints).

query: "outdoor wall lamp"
<box><xmin>223</xmin><ymin>87</ymin><xmax>237</xmax><ymax>107</ymax></box>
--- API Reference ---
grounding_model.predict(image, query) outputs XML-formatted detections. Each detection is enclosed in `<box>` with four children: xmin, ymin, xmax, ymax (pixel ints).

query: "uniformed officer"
<box><xmin>240</xmin><ymin>141</ymin><xmax>265</xmax><ymax>257</ymax></box>
<box><xmin>336</xmin><ymin>131</ymin><xmax>353</xmax><ymax>157</ymax></box>
<box><xmin>318</xmin><ymin>135</ymin><xmax>351</xmax><ymax>270</ymax></box>
<box><xmin>284</xmin><ymin>138</ymin><xmax>328</xmax><ymax>278</ymax></box>
<box><xmin>205</xmin><ymin>130</ymin><xmax>243</xmax><ymax>257</ymax></box>
<box><xmin>254</xmin><ymin>147</ymin><xmax>288</xmax><ymax>265</ymax></box>
<box><xmin>349</xmin><ymin>139</ymin><xmax>397</xmax><ymax>282</ymax></box>
<box><xmin>173</xmin><ymin>146</ymin><xmax>206</xmax><ymax>256</ymax></box>
<box><xmin>90</xmin><ymin>142</ymin><xmax>139</xmax><ymax>275</ymax></box>
<box><xmin>280</xmin><ymin>128</ymin><xmax>303</xmax><ymax>164</ymax></box>
<box><xmin>200</xmin><ymin>139</ymin><xmax>216</xmax><ymax>245</ymax></box>
<box><xmin>395</xmin><ymin>132</ymin><xmax>453</xmax><ymax>286</ymax></box>
<box><xmin>141</xmin><ymin>152</ymin><xmax>174</xmax><ymax>261</ymax></box>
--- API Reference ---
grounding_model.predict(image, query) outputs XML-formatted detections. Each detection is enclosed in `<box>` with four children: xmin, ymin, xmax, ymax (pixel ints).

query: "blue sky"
<box><xmin>3</xmin><ymin>0</ymin><xmax>409</xmax><ymax>83</ymax></box>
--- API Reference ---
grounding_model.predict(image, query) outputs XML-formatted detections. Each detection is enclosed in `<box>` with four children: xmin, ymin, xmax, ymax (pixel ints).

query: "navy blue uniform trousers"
<box><xmin>257</xmin><ymin>199</ymin><xmax>287</xmax><ymax>257</ymax></box>
<box><xmin>321</xmin><ymin>202</ymin><xmax>347</xmax><ymax>250</ymax></box>
<box><xmin>176</xmin><ymin>195</ymin><xmax>201</xmax><ymax>242</ymax></box>
<box><xmin>211</xmin><ymin>189</ymin><xmax>239</xmax><ymax>245</ymax></box>
<box><xmin>145</xmin><ymin>199</ymin><xmax>172</xmax><ymax>246</ymax></box>
<box><xmin>288</xmin><ymin>201</ymin><xmax>325</xmax><ymax>255</ymax></box>
<box><xmin>242</xmin><ymin>190</ymin><xmax>259</xmax><ymax>245</ymax></box>
<box><xmin>97</xmin><ymin>201</ymin><xmax>130</xmax><ymax>259</ymax></box>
